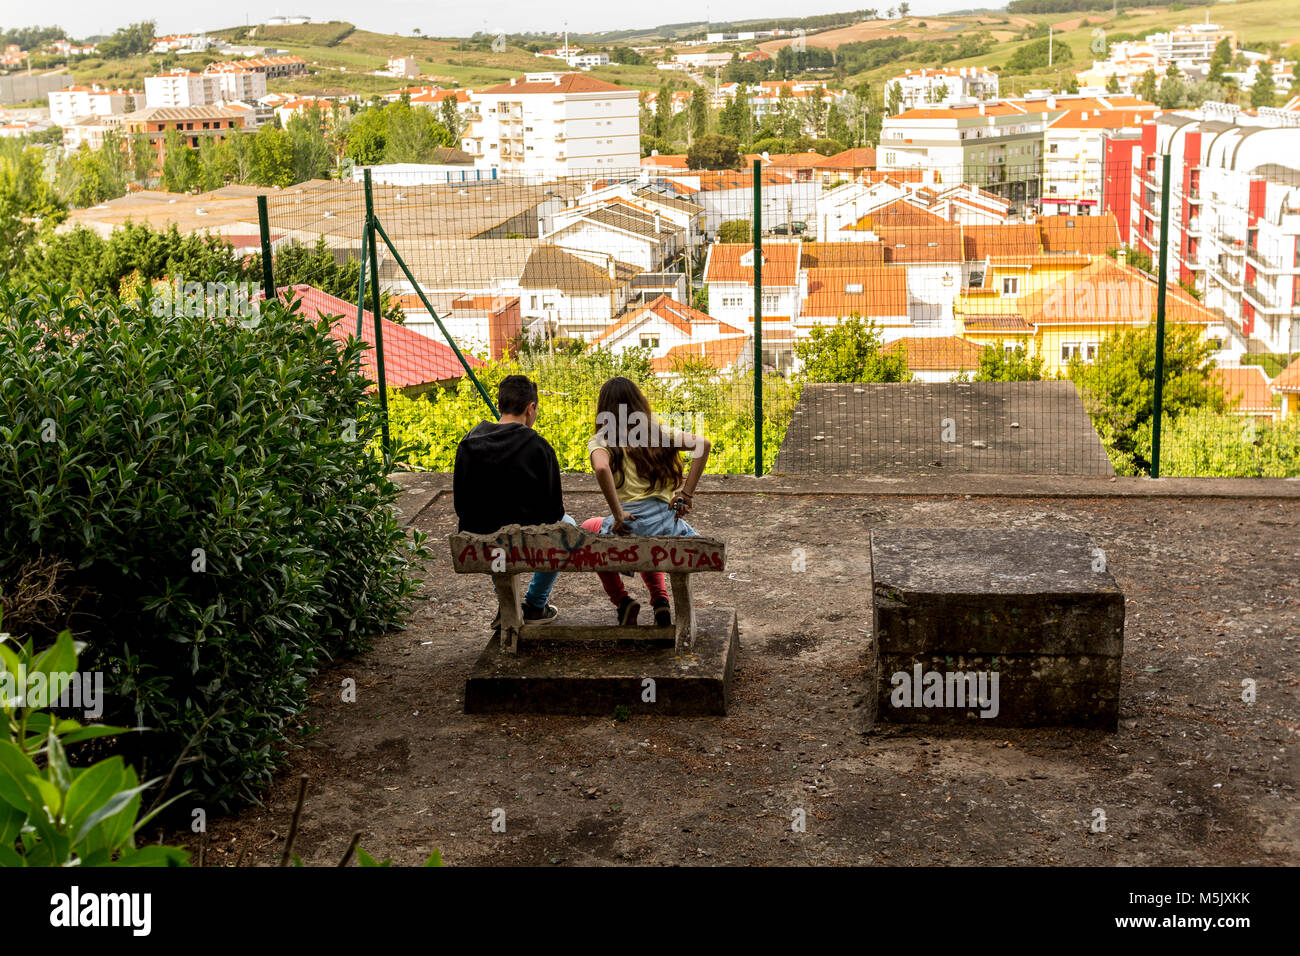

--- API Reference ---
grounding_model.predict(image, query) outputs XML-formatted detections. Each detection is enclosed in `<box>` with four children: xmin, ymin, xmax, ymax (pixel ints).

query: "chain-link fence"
<box><xmin>259</xmin><ymin>148</ymin><xmax>1300</xmax><ymax>479</ymax></box>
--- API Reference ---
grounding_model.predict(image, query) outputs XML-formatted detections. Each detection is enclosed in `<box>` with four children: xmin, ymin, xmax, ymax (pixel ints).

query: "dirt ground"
<box><xmin>204</xmin><ymin>487</ymin><xmax>1298</xmax><ymax>866</ymax></box>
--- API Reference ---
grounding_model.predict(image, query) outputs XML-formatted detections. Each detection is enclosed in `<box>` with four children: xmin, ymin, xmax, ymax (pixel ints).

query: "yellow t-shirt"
<box><xmin>588</xmin><ymin>418</ymin><xmax>685</xmax><ymax>504</ymax></box>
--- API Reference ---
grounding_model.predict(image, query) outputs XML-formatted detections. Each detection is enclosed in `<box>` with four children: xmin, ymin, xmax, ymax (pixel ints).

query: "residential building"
<box><xmin>385</xmin><ymin>56</ymin><xmax>420</xmax><ymax>79</ymax></box>
<box><xmin>879</xmin><ymin>102</ymin><xmax>1047</xmax><ymax>212</ymax></box>
<box><xmin>1271</xmin><ymin>356</ymin><xmax>1300</xmax><ymax>419</ymax></box>
<box><xmin>886</xmin><ymin>68</ymin><xmax>999</xmax><ymax>110</ymax></box>
<box><xmin>515</xmin><ymin>245</ymin><xmax>640</xmax><ymax>340</ymax></box>
<box><xmin>1211</xmin><ymin>365</ymin><xmax>1280</xmax><ymax>421</ymax></box>
<box><xmin>1120</xmin><ymin>104</ymin><xmax>1300</xmax><ymax>355</ymax></box>
<box><xmin>202</xmin><ymin>65</ymin><xmax>270</xmax><ymax>104</ymax></box>
<box><xmin>151</xmin><ymin>34</ymin><xmax>213</xmax><ymax>54</ymax></box>
<box><xmin>464</xmin><ymin>73</ymin><xmax>640</xmax><ymax>173</ymax></box>
<box><xmin>1044</xmin><ymin>104</ymin><xmax>1159</xmax><ymax>215</ymax></box>
<box><xmin>122</xmin><ymin>106</ymin><xmax>247</xmax><ymax>174</ymax></box>
<box><xmin>811</xmin><ymin>147</ymin><xmax>877</xmax><ymax>185</ymax></box>
<box><xmin>882</xmin><ymin>335</ymin><xmax>985</xmax><ymax>381</ymax></box>
<box><xmin>1146</xmin><ymin>22</ymin><xmax>1235</xmax><ymax>65</ymax></box>
<box><xmin>144</xmin><ymin>72</ymin><xmax>223</xmax><ymax>109</ymax></box>
<box><xmin>593</xmin><ymin>294</ymin><xmax>746</xmax><ymax>370</ymax></box>
<box><xmin>207</xmin><ymin>56</ymin><xmax>308</xmax><ymax>79</ymax></box>
<box><xmin>48</xmin><ymin>85</ymin><xmax>134</xmax><ymax>126</ymax></box>
<box><xmin>545</xmin><ymin>197</ymin><xmax>686</xmax><ymax>272</ymax></box>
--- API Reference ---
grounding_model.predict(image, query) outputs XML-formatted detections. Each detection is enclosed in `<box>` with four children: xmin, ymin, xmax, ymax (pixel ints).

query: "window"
<box><xmin>1001</xmin><ymin>277</ymin><xmax>1019</xmax><ymax>296</ymax></box>
<box><xmin>968</xmin><ymin>270</ymin><xmax>984</xmax><ymax>288</ymax></box>
<box><xmin>1084</xmin><ymin>342</ymin><xmax>1099</xmax><ymax>362</ymax></box>
<box><xmin>845</xmin><ymin>283</ymin><xmax>863</xmax><ymax>294</ymax></box>
<box><xmin>1061</xmin><ymin>342</ymin><xmax>1082</xmax><ymax>362</ymax></box>
<box><xmin>639</xmin><ymin>334</ymin><xmax>659</xmax><ymax>349</ymax></box>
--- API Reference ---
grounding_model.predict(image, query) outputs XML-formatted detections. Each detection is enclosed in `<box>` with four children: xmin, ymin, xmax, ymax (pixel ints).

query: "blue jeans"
<box><xmin>599</xmin><ymin>497</ymin><xmax>699</xmax><ymax>537</ymax></box>
<box><xmin>523</xmin><ymin>513</ymin><xmax>576</xmax><ymax>609</ymax></box>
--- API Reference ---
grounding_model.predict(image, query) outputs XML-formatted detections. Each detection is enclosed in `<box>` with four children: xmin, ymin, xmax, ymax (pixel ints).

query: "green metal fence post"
<box><xmin>363</xmin><ymin>169</ymin><xmax>391</xmax><ymax>459</ymax></box>
<box><xmin>256</xmin><ymin>195</ymin><xmax>275</xmax><ymax>302</ymax></box>
<box><xmin>752</xmin><ymin>158</ymin><xmax>763</xmax><ymax>478</ymax></box>
<box><xmin>1151</xmin><ymin>152</ymin><xmax>1172</xmax><ymax>478</ymax></box>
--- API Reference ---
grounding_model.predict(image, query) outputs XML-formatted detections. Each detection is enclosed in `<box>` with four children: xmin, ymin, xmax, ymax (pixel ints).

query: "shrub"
<box><xmin>0</xmin><ymin>282</ymin><xmax>427</xmax><ymax>810</ymax></box>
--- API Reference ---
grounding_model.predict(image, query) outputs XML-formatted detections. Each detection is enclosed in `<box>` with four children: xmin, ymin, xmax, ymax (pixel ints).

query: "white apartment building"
<box><xmin>1146</xmin><ymin>22</ymin><xmax>1235</xmax><ymax>65</ymax></box>
<box><xmin>144</xmin><ymin>72</ymin><xmax>224</xmax><ymax>108</ymax></box>
<box><xmin>1044</xmin><ymin>105</ymin><xmax>1159</xmax><ymax>215</ymax></box>
<box><xmin>1130</xmin><ymin>104</ymin><xmax>1300</xmax><ymax>355</ymax></box>
<box><xmin>203</xmin><ymin>66</ymin><xmax>269</xmax><ymax>104</ymax></box>
<box><xmin>464</xmin><ymin>73</ymin><xmax>640</xmax><ymax>174</ymax></box>
<box><xmin>879</xmin><ymin>102</ymin><xmax>1047</xmax><ymax>213</ymax></box>
<box><xmin>886</xmin><ymin>68</ymin><xmax>999</xmax><ymax>111</ymax></box>
<box><xmin>47</xmin><ymin>85</ymin><xmax>133</xmax><ymax>126</ymax></box>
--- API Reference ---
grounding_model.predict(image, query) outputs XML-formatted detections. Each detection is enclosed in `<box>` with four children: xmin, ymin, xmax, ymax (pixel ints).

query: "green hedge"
<box><xmin>0</xmin><ymin>282</ymin><xmax>427</xmax><ymax>810</ymax></box>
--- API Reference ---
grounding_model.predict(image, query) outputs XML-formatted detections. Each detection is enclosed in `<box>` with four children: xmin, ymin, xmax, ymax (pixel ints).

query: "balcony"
<box><xmin>1243</xmin><ymin>282</ymin><xmax>1286</xmax><ymax>314</ymax></box>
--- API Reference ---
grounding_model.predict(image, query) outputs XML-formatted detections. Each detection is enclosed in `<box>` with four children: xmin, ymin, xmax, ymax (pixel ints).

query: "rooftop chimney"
<box><xmin>978</xmin><ymin>103</ymin><xmax>986</xmax><ymax>115</ymax></box>
<box><xmin>1047</xmin><ymin>95</ymin><xmax>1056</xmax><ymax>109</ymax></box>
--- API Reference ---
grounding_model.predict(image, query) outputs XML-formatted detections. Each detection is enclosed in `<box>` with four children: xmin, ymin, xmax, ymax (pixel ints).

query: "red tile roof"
<box><xmin>276</xmin><ymin>285</ymin><xmax>486</xmax><ymax>389</ymax></box>
<box><xmin>1020</xmin><ymin>259</ymin><xmax>1218</xmax><ymax>327</ymax></box>
<box><xmin>963</xmin><ymin>223</ymin><xmax>1043</xmax><ymax>260</ymax></box>
<box><xmin>813</xmin><ymin>147</ymin><xmax>877</xmax><ymax>170</ymax></box>
<box><xmin>1212</xmin><ymin>366</ymin><xmax>1277</xmax><ymax>414</ymax></box>
<box><xmin>704</xmin><ymin>242</ymin><xmax>801</xmax><ymax>286</ymax></box>
<box><xmin>882</xmin><ymin>335</ymin><xmax>984</xmax><ymax>370</ymax></box>
<box><xmin>1270</xmin><ymin>356</ymin><xmax>1300</xmax><ymax>392</ymax></box>
<box><xmin>802</xmin><ymin>266</ymin><xmax>909</xmax><ymax>318</ymax></box>
<box><xmin>651</xmin><ymin>335</ymin><xmax>749</xmax><ymax>373</ymax></box>
<box><xmin>1038</xmin><ymin>214</ymin><xmax>1121</xmax><ymax>255</ymax></box>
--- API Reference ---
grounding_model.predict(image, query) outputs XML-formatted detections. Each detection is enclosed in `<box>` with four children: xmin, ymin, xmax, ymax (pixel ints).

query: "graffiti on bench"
<box><xmin>449</xmin><ymin>525</ymin><xmax>726</xmax><ymax>575</ymax></box>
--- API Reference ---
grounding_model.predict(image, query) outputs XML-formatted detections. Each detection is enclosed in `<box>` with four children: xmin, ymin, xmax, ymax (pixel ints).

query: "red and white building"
<box><xmin>1109</xmin><ymin>103</ymin><xmax>1300</xmax><ymax>355</ymax></box>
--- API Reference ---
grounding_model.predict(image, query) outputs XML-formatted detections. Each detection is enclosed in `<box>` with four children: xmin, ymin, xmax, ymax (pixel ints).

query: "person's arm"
<box><xmin>590</xmin><ymin>446</ymin><xmax>635</xmax><ymax>535</ymax></box>
<box><xmin>671</xmin><ymin>431</ymin><xmax>711</xmax><ymax>517</ymax></box>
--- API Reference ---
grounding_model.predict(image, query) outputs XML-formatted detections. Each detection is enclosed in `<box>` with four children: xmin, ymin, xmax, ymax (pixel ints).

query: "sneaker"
<box><xmin>652</xmin><ymin>598</ymin><xmax>671</xmax><ymax>628</ymax></box>
<box><xmin>523</xmin><ymin>602</ymin><xmax>558</xmax><ymax>624</ymax></box>
<box><xmin>617</xmin><ymin>596</ymin><xmax>640</xmax><ymax>626</ymax></box>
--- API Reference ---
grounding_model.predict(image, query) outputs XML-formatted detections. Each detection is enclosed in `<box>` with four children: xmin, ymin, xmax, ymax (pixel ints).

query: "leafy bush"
<box><xmin>0</xmin><ymin>282</ymin><xmax>427</xmax><ymax>810</ymax></box>
<box><xmin>0</xmin><ymin>623</ymin><xmax>190</xmax><ymax>866</ymax></box>
<box><xmin>794</xmin><ymin>315</ymin><xmax>910</xmax><ymax>384</ymax></box>
<box><xmin>1136</xmin><ymin>410</ymin><xmax>1300</xmax><ymax>478</ymax></box>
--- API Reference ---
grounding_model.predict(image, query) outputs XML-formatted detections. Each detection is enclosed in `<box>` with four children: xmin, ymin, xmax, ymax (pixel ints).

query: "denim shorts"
<box><xmin>600</xmin><ymin>497</ymin><xmax>698</xmax><ymax>537</ymax></box>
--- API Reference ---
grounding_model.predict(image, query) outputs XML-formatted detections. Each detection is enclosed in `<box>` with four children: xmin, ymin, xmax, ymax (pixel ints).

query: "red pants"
<box><xmin>581</xmin><ymin>516</ymin><xmax>669</xmax><ymax>605</ymax></box>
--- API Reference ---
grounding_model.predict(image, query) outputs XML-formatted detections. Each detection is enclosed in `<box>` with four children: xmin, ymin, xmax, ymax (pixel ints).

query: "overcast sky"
<box><xmin>6</xmin><ymin>2</ymin><xmax>971</xmax><ymax>41</ymax></box>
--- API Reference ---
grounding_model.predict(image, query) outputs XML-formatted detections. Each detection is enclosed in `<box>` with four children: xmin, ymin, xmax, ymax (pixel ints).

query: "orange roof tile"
<box><xmin>883</xmin><ymin>335</ymin><xmax>985</xmax><ymax>370</ymax></box>
<box><xmin>704</xmin><ymin>243</ymin><xmax>800</xmax><ymax>286</ymax></box>
<box><xmin>1270</xmin><ymin>356</ymin><xmax>1300</xmax><ymax>392</ymax></box>
<box><xmin>1039</xmin><ymin>214</ymin><xmax>1121</xmax><ymax>255</ymax></box>
<box><xmin>802</xmin><ymin>266</ymin><xmax>909</xmax><ymax>318</ymax></box>
<box><xmin>813</xmin><ymin>147</ymin><xmax>877</xmax><ymax>170</ymax></box>
<box><xmin>963</xmin><ymin>224</ymin><xmax>1043</xmax><ymax>260</ymax></box>
<box><xmin>1020</xmin><ymin>258</ymin><xmax>1218</xmax><ymax>326</ymax></box>
<box><xmin>1212</xmin><ymin>366</ymin><xmax>1277</xmax><ymax>413</ymax></box>
<box><xmin>876</xmin><ymin>225</ymin><xmax>964</xmax><ymax>263</ymax></box>
<box><xmin>651</xmin><ymin>335</ymin><xmax>748</xmax><ymax>373</ymax></box>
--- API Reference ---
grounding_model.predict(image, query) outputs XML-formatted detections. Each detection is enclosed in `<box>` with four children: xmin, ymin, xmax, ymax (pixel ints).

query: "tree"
<box><xmin>1250</xmin><ymin>68</ymin><xmax>1276</xmax><ymax>109</ymax></box>
<box><xmin>887</xmin><ymin>82</ymin><xmax>903</xmax><ymax>115</ymax></box>
<box><xmin>1208</xmin><ymin>36</ymin><xmax>1232</xmax><ymax>84</ymax></box>
<box><xmin>718</xmin><ymin>219</ymin><xmax>751</xmax><ymax>242</ymax></box>
<box><xmin>160</xmin><ymin>129</ymin><xmax>200</xmax><ymax>193</ymax></box>
<box><xmin>826</xmin><ymin>104</ymin><xmax>850</xmax><ymax>147</ymax></box>
<box><xmin>98</xmin><ymin>21</ymin><xmax>155</xmax><ymax>59</ymax></box>
<box><xmin>1137</xmin><ymin>69</ymin><xmax>1158</xmax><ymax>104</ymax></box>
<box><xmin>346</xmin><ymin>106</ymin><xmax>388</xmax><ymax>166</ymax></box>
<box><xmin>687</xmin><ymin>133</ymin><xmax>741</xmax><ymax>170</ymax></box>
<box><xmin>252</xmin><ymin>124</ymin><xmax>294</xmax><ymax>188</ymax></box>
<box><xmin>1106</xmin><ymin>74</ymin><xmax>1121</xmax><ymax>94</ymax></box>
<box><xmin>381</xmin><ymin>101</ymin><xmax>453</xmax><ymax>163</ymax></box>
<box><xmin>974</xmin><ymin>343</ymin><xmax>1045</xmax><ymax>381</ymax></box>
<box><xmin>653</xmin><ymin>83</ymin><xmax>672</xmax><ymax>141</ymax></box>
<box><xmin>1071</xmin><ymin>323</ymin><xmax>1221</xmax><ymax>474</ymax></box>
<box><xmin>690</xmin><ymin>88</ymin><xmax>709</xmax><ymax>142</ymax></box>
<box><xmin>794</xmin><ymin>316</ymin><xmax>910</xmax><ymax>383</ymax></box>
<box><xmin>287</xmin><ymin>108</ymin><xmax>332</xmax><ymax>182</ymax></box>
<box><xmin>718</xmin><ymin>95</ymin><xmax>753</xmax><ymax>145</ymax></box>
<box><xmin>59</xmin><ymin>136</ymin><xmax>128</xmax><ymax>208</ymax></box>
<box><xmin>274</xmin><ymin>237</ymin><xmax>403</xmax><ymax>322</ymax></box>
<box><xmin>439</xmin><ymin>95</ymin><xmax>463</xmax><ymax>140</ymax></box>
<box><xmin>0</xmin><ymin>141</ymin><xmax>66</xmax><ymax>277</ymax></box>
<box><xmin>899</xmin><ymin>2</ymin><xmax>910</xmax><ymax>14</ymax></box>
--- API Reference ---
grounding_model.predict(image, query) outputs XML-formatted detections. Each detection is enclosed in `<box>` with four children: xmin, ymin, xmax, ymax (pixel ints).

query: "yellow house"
<box><xmin>1272</xmin><ymin>357</ymin><xmax>1300</xmax><ymax>420</ymax></box>
<box><xmin>955</xmin><ymin>254</ymin><xmax>1093</xmax><ymax>358</ymax></box>
<box><xmin>1018</xmin><ymin>258</ymin><xmax>1219</xmax><ymax>374</ymax></box>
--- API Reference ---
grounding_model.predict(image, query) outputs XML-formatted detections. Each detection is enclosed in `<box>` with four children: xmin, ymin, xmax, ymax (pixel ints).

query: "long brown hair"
<box><xmin>594</xmin><ymin>377</ymin><xmax>684</xmax><ymax>494</ymax></box>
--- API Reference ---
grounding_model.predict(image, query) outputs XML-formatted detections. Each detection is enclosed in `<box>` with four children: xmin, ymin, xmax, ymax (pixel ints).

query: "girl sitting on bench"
<box><xmin>582</xmin><ymin>376</ymin><xmax>712</xmax><ymax>627</ymax></box>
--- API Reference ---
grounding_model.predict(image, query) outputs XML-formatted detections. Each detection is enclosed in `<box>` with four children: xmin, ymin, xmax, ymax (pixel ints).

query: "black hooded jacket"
<box><xmin>453</xmin><ymin>421</ymin><xmax>565</xmax><ymax>534</ymax></box>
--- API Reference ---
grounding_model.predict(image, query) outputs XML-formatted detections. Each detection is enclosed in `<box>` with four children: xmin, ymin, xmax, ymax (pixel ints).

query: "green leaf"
<box><xmin>62</xmin><ymin>757</ymin><xmax>126</xmax><ymax>836</ymax></box>
<box><xmin>73</xmin><ymin>778</ymin><xmax>152</xmax><ymax>846</ymax></box>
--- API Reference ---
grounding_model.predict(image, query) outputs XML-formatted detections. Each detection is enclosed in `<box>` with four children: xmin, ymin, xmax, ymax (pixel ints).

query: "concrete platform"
<box><xmin>870</xmin><ymin>528</ymin><xmax>1124</xmax><ymax>730</ymax></box>
<box><xmin>464</xmin><ymin>607</ymin><xmax>739</xmax><ymax>716</ymax></box>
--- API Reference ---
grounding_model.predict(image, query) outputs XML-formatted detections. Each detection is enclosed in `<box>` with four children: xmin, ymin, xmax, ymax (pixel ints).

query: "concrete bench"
<box><xmin>450</xmin><ymin>522</ymin><xmax>727</xmax><ymax>654</ymax></box>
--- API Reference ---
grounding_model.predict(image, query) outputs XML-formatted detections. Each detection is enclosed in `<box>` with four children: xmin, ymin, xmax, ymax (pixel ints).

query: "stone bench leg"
<box><xmin>671</xmin><ymin>572</ymin><xmax>696</xmax><ymax>651</ymax></box>
<box><xmin>492</xmin><ymin>572</ymin><xmax>523</xmax><ymax>655</ymax></box>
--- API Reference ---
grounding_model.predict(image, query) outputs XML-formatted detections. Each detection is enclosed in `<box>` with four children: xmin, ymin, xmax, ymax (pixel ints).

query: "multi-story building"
<box><xmin>1146</xmin><ymin>22</ymin><xmax>1235</xmax><ymax>65</ymax></box>
<box><xmin>464</xmin><ymin>73</ymin><xmax>640</xmax><ymax>173</ymax></box>
<box><xmin>123</xmin><ymin>105</ymin><xmax>246</xmax><ymax>175</ymax></box>
<box><xmin>206</xmin><ymin>56</ymin><xmax>308</xmax><ymax>80</ymax></box>
<box><xmin>886</xmin><ymin>68</ymin><xmax>999</xmax><ymax>111</ymax></box>
<box><xmin>202</xmin><ymin>65</ymin><xmax>269</xmax><ymax>104</ymax></box>
<box><xmin>879</xmin><ymin>102</ymin><xmax>1047</xmax><ymax>213</ymax></box>
<box><xmin>1115</xmin><ymin>103</ymin><xmax>1300</xmax><ymax>355</ymax></box>
<box><xmin>144</xmin><ymin>72</ymin><xmax>224</xmax><ymax>108</ymax></box>
<box><xmin>48</xmin><ymin>85</ymin><xmax>134</xmax><ymax>126</ymax></box>
<box><xmin>1044</xmin><ymin>103</ymin><xmax>1159</xmax><ymax>216</ymax></box>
